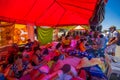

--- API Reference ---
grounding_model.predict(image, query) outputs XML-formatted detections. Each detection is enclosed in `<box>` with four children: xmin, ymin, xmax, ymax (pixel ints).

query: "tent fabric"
<box><xmin>0</xmin><ymin>0</ymin><xmax>99</xmax><ymax>26</ymax></box>
<box><xmin>37</xmin><ymin>27</ymin><xmax>53</xmax><ymax>45</ymax></box>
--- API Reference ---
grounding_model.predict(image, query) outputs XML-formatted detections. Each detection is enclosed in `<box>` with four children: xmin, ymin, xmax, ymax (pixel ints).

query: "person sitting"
<box><xmin>70</xmin><ymin>36</ymin><xmax>77</xmax><ymax>49</ymax></box>
<box><xmin>25</xmin><ymin>39</ymin><xmax>33</xmax><ymax>49</ymax></box>
<box><xmin>31</xmin><ymin>40</ymin><xmax>40</xmax><ymax>51</ymax></box>
<box><xmin>42</xmin><ymin>64</ymin><xmax>78</xmax><ymax>80</ymax></box>
<box><xmin>22</xmin><ymin>45</ymin><xmax>34</xmax><ymax>63</ymax></box>
<box><xmin>79</xmin><ymin>39</ymin><xmax>87</xmax><ymax>52</ymax></box>
<box><xmin>62</xmin><ymin>36</ymin><xmax>71</xmax><ymax>48</ymax></box>
<box><xmin>98</xmin><ymin>34</ymin><xmax>107</xmax><ymax>50</ymax></box>
<box><xmin>107</xmin><ymin>26</ymin><xmax>119</xmax><ymax>56</ymax></box>
<box><xmin>31</xmin><ymin>47</ymin><xmax>45</xmax><ymax>67</ymax></box>
<box><xmin>6</xmin><ymin>54</ymin><xmax>33</xmax><ymax>80</ymax></box>
<box><xmin>53</xmin><ymin>43</ymin><xmax>62</xmax><ymax>57</ymax></box>
<box><xmin>30</xmin><ymin>47</ymin><xmax>48</xmax><ymax>78</ymax></box>
<box><xmin>86</xmin><ymin>41</ymin><xmax>105</xmax><ymax>58</ymax></box>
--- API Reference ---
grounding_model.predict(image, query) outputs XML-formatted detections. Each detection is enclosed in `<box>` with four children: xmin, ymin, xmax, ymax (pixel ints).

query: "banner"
<box><xmin>0</xmin><ymin>24</ymin><xmax>14</xmax><ymax>46</ymax></box>
<box><xmin>14</xmin><ymin>24</ymin><xmax>28</xmax><ymax>45</ymax></box>
<box><xmin>0</xmin><ymin>22</ymin><xmax>30</xmax><ymax>46</ymax></box>
<box><xmin>37</xmin><ymin>27</ymin><xmax>53</xmax><ymax>45</ymax></box>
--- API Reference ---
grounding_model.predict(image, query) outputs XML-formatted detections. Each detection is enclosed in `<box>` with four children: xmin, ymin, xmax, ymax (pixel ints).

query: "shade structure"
<box><xmin>0</xmin><ymin>0</ymin><xmax>103</xmax><ymax>27</ymax></box>
<box><xmin>73</xmin><ymin>25</ymin><xmax>85</xmax><ymax>30</ymax></box>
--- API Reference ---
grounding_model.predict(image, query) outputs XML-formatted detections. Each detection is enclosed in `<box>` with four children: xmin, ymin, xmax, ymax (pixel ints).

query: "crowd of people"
<box><xmin>0</xmin><ymin>26</ymin><xmax>119</xmax><ymax>80</ymax></box>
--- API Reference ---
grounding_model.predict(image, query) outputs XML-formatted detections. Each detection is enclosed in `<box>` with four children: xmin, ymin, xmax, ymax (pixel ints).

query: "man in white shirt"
<box><xmin>107</xmin><ymin>26</ymin><xmax>119</xmax><ymax>56</ymax></box>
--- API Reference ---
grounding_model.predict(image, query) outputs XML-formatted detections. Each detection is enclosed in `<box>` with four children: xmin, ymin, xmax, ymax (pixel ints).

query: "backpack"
<box><xmin>116</xmin><ymin>31</ymin><xmax>120</xmax><ymax>46</ymax></box>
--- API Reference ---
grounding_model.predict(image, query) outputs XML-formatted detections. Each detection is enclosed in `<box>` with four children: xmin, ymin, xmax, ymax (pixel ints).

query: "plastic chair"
<box><xmin>109</xmin><ymin>66</ymin><xmax>120</xmax><ymax>80</ymax></box>
<box><xmin>107</xmin><ymin>56</ymin><xmax>120</xmax><ymax>80</ymax></box>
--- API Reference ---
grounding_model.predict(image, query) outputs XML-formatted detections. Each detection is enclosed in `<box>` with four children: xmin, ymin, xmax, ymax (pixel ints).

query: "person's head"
<box><xmin>34</xmin><ymin>47</ymin><xmax>41</xmax><ymax>55</ymax></box>
<box><xmin>33</xmin><ymin>40</ymin><xmax>40</xmax><ymax>47</ymax></box>
<box><xmin>27</xmin><ymin>39</ymin><xmax>31</xmax><ymax>43</ymax></box>
<box><xmin>43</xmin><ymin>48</ymin><xmax>49</xmax><ymax>55</ymax></box>
<box><xmin>80</xmin><ymin>39</ymin><xmax>84</xmax><ymax>42</ymax></box>
<box><xmin>93</xmin><ymin>31</ymin><xmax>99</xmax><ymax>38</ymax></box>
<box><xmin>56</xmin><ymin>43</ymin><xmax>61</xmax><ymax>49</ymax></box>
<box><xmin>65</xmin><ymin>36</ymin><xmax>69</xmax><ymax>40</ymax></box>
<box><xmin>61</xmin><ymin>64</ymin><xmax>71</xmax><ymax>73</ymax></box>
<box><xmin>19</xmin><ymin>47</ymin><xmax>25</xmax><ymax>53</ymax></box>
<box><xmin>89</xmin><ymin>35</ymin><xmax>92</xmax><ymax>38</ymax></box>
<box><xmin>14</xmin><ymin>54</ymin><xmax>22</xmax><ymax>64</ymax></box>
<box><xmin>92</xmin><ymin>42</ymin><xmax>99</xmax><ymax>50</ymax></box>
<box><xmin>109</xmin><ymin>26</ymin><xmax>116</xmax><ymax>32</ymax></box>
<box><xmin>67</xmin><ymin>31</ymin><xmax>71</xmax><ymax>36</ymax></box>
<box><xmin>25</xmin><ymin>46</ymin><xmax>31</xmax><ymax>52</ymax></box>
<box><xmin>99</xmin><ymin>34</ymin><xmax>104</xmax><ymax>38</ymax></box>
<box><xmin>52</xmin><ymin>56</ymin><xmax>59</xmax><ymax>62</ymax></box>
<box><xmin>76</xmin><ymin>31</ymin><xmax>79</xmax><ymax>35</ymax></box>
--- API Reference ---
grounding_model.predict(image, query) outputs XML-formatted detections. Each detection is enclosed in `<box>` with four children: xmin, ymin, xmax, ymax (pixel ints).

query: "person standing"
<box><xmin>107</xmin><ymin>26</ymin><xmax>119</xmax><ymax>56</ymax></box>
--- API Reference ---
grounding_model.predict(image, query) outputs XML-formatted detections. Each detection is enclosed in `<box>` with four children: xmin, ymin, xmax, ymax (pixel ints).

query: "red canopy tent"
<box><xmin>0</xmin><ymin>0</ymin><xmax>107</xmax><ymax>27</ymax></box>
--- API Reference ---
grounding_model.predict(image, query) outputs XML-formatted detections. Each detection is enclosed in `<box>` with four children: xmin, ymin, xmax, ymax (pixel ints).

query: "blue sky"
<box><xmin>102</xmin><ymin>0</ymin><xmax>120</xmax><ymax>30</ymax></box>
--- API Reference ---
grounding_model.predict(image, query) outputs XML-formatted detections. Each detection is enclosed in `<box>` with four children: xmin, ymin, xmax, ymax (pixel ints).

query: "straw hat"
<box><xmin>109</xmin><ymin>26</ymin><xmax>116</xmax><ymax>29</ymax></box>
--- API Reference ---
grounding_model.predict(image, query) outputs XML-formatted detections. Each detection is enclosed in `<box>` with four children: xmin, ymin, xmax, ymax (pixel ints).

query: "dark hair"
<box><xmin>65</xmin><ymin>36</ymin><xmax>69</xmax><ymax>39</ymax></box>
<box><xmin>84</xmin><ymin>38</ymin><xmax>87</xmax><ymax>41</ymax></box>
<box><xmin>99</xmin><ymin>34</ymin><xmax>104</xmax><ymax>38</ymax></box>
<box><xmin>52</xmin><ymin>56</ymin><xmax>59</xmax><ymax>62</ymax></box>
<box><xmin>110</xmin><ymin>26</ymin><xmax>116</xmax><ymax>30</ymax></box>
<box><xmin>27</xmin><ymin>39</ymin><xmax>31</xmax><ymax>41</ymax></box>
<box><xmin>56</xmin><ymin>43</ymin><xmax>61</xmax><ymax>49</ymax></box>
<box><xmin>14</xmin><ymin>54</ymin><xmax>22</xmax><ymax>61</ymax></box>
<box><xmin>34</xmin><ymin>47</ymin><xmax>40</xmax><ymax>52</ymax></box>
<box><xmin>33</xmin><ymin>47</ymin><xmax>41</xmax><ymax>55</ymax></box>
<box><xmin>76</xmin><ymin>31</ymin><xmax>79</xmax><ymax>35</ymax></box>
<box><xmin>80</xmin><ymin>39</ymin><xmax>84</xmax><ymax>42</ymax></box>
<box><xmin>61</xmin><ymin>64</ymin><xmax>71</xmax><ymax>73</ymax></box>
<box><xmin>89</xmin><ymin>35</ymin><xmax>92</xmax><ymax>38</ymax></box>
<box><xmin>93</xmin><ymin>31</ymin><xmax>99</xmax><ymax>38</ymax></box>
<box><xmin>19</xmin><ymin>47</ymin><xmax>25</xmax><ymax>52</ymax></box>
<box><xmin>43</xmin><ymin>48</ymin><xmax>49</xmax><ymax>55</ymax></box>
